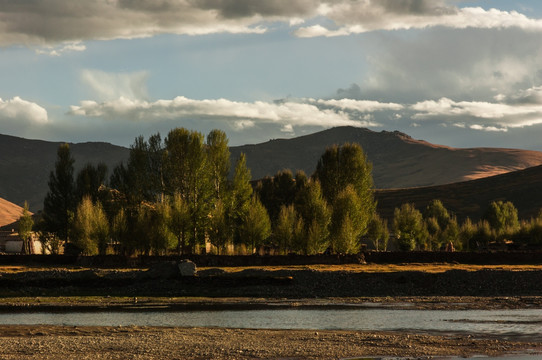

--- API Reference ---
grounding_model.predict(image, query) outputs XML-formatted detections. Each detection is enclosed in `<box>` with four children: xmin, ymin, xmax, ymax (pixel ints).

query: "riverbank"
<box><xmin>0</xmin><ymin>263</ymin><xmax>541</xmax><ymax>359</ymax></box>
<box><xmin>0</xmin><ymin>325</ymin><xmax>539</xmax><ymax>360</ymax></box>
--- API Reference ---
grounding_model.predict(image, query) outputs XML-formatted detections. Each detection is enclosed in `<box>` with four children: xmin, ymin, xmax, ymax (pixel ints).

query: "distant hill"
<box><xmin>0</xmin><ymin>134</ymin><xmax>129</xmax><ymax>211</ymax></box>
<box><xmin>3</xmin><ymin>126</ymin><xmax>542</xmax><ymax>214</ymax></box>
<box><xmin>231</xmin><ymin>126</ymin><xmax>542</xmax><ymax>189</ymax></box>
<box><xmin>375</xmin><ymin>164</ymin><xmax>542</xmax><ymax>222</ymax></box>
<box><xmin>0</xmin><ymin>197</ymin><xmax>25</xmax><ymax>229</ymax></box>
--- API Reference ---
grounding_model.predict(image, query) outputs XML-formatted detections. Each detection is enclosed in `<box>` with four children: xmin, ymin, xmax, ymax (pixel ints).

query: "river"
<box><xmin>0</xmin><ymin>307</ymin><xmax>540</xmax><ymax>341</ymax></box>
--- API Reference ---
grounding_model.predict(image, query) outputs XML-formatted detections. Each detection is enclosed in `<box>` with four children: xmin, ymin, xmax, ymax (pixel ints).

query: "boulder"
<box><xmin>178</xmin><ymin>259</ymin><xmax>197</xmax><ymax>276</ymax></box>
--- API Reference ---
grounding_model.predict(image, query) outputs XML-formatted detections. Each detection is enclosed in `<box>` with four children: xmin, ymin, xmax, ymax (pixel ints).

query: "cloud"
<box><xmin>68</xmin><ymin>95</ymin><xmax>387</xmax><ymax>130</ymax></box>
<box><xmin>410</xmin><ymin>97</ymin><xmax>542</xmax><ymax>131</ymax></box>
<box><xmin>2</xmin><ymin>1</ymin><xmax>542</xmax><ymax>47</ymax></box>
<box><xmin>314</xmin><ymin>98</ymin><xmax>403</xmax><ymax>112</ymax></box>
<box><xmin>0</xmin><ymin>0</ymin><xmax>297</xmax><ymax>46</ymax></box>
<box><xmin>35</xmin><ymin>41</ymin><xmax>86</xmax><ymax>56</ymax></box>
<box><xmin>0</xmin><ymin>97</ymin><xmax>48</xmax><ymax>124</ymax></box>
<box><xmin>295</xmin><ymin>2</ymin><xmax>542</xmax><ymax>37</ymax></box>
<box><xmin>80</xmin><ymin>70</ymin><xmax>149</xmax><ymax>101</ymax></box>
<box><xmin>412</xmin><ymin>98</ymin><xmax>542</xmax><ymax>119</ymax></box>
<box><xmin>496</xmin><ymin>86</ymin><xmax>542</xmax><ymax>105</ymax></box>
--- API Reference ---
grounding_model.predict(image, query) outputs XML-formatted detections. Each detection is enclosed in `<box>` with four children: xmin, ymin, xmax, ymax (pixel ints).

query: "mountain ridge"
<box><xmin>2</xmin><ymin>126</ymin><xmax>542</xmax><ymax>213</ymax></box>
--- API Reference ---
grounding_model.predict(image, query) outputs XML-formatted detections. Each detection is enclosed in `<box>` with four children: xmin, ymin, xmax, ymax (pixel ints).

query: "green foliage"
<box><xmin>440</xmin><ymin>217</ymin><xmax>461</xmax><ymax>251</ymax></box>
<box><xmin>206</xmin><ymin>129</ymin><xmax>230</xmax><ymax>201</ymax></box>
<box><xmin>424</xmin><ymin>200</ymin><xmax>450</xmax><ymax>229</ymax></box>
<box><xmin>459</xmin><ymin>217</ymin><xmax>476</xmax><ymax>251</ymax></box>
<box><xmin>330</xmin><ymin>185</ymin><xmax>366</xmax><ymax>254</ymax></box>
<box><xmin>238</xmin><ymin>195</ymin><xmax>271</xmax><ymax>253</ymax></box>
<box><xmin>314</xmin><ymin>143</ymin><xmax>375</xmax><ymax>209</ymax></box>
<box><xmin>208</xmin><ymin>199</ymin><xmax>230</xmax><ymax>254</ymax></box>
<box><xmin>43</xmin><ymin>143</ymin><xmax>76</xmax><ymax>241</ymax></box>
<box><xmin>274</xmin><ymin>204</ymin><xmax>299</xmax><ymax>254</ymax></box>
<box><xmin>393</xmin><ymin>203</ymin><xmax>427</xmax><ymax>251</ymax></box>
<box><xmin>229</xmin><ymin>153</ymin><xmax>253</xmax><ymax>244</ymax></box>
<box><xmin>366</xmin><ymin>214</ymin><xmax>389</xmax><ymax>251</ymax></box>
<box><xmin>72</xmin><ymin>197</ymin><xmax>110</xmax><ymax>255</ymax></box>
<box><xmin>484</xmin><ymin>201</ymin><xmax>519</xmax><ymax>235</ymax></box>
<box><xmin>295</xmin><ymin>179</ymin><xmax>331</xmax><ymax>254</ymax></box>
<box><xmin>165</xmin><ymin>128</ymin><xmax>213</xmax><ymax>252</ymax></box>
<box><xmin>169</xmin><ymin>192</ymin><xmax>191</xmax><ymax>254</ymax></box>
<box><xmin>18</xmin><ymin>201</ymin><xmax>34</xmax><ymax>254</ymax></box>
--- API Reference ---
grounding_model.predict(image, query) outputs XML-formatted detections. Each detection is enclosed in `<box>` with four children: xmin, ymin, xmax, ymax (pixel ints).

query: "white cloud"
<box><xmin>0</xmin><ymin>97</ymin><xmax>48</xmax><ymax>124</ymax></box>
<box><xmin>295</xmin><ymin>4</ymin><xmax>542</xmax><ymax>37</ymax></box>
<box><xmin>314</xmin><ymin>98</ymin><xmax>403</xmax><ymax>112</ymax></box>
<box><xmin>68</xmin><ymin>95</ymin><xmax>374</xmax><ymax>130</ymax></box>
<box><xmin>412</xmin><ymin>97</ymin><xmax>542</xmax><ymax>119</ymax></box>
<box><xmin>35</xmin><ymin>41</ymin><xmax>86</xmax><ymax>56</ymax></box>
<box><xmin>80</xmin><ymin>70</ymin><xmax>149</xmax><ymax>101</ymax></box>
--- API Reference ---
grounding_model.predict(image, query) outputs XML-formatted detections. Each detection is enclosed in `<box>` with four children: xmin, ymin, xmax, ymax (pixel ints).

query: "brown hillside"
<box><xmin>231</xmin><ymin>127</ymin><xmax>542</xmax><ymax>189</ymax></box>
<box><xmin>0</xmin><ymin>197</ymin><xmax>25</xmax><ymax>228</ymax></box>
<box><xmin>375</xmin><ymin>164</ymin><xmax>542</xmax><ymax>222</ymax></box>
<box><xmin>0</xmin><ymin>134</ymin><xmax>129</xmax><ymax>211</ymax></box>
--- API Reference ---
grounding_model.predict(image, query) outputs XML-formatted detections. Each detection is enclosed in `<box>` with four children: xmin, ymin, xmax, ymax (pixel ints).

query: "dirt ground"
<box><xmin>0</xmin><ymin>325</ymin><xmax>539</xmax><ymax>360</ymax></box>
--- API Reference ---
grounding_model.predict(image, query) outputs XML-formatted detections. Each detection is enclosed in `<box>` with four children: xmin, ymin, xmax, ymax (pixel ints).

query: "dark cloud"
<box><xmin>380</xmin><ymin>0</ymin><xmax>457</xmax><ymax>16</ymax></box>
<box><xmin>195</xmin><ymin>0</ymin><xmax>315</xmax><ymax>18</ymax></box>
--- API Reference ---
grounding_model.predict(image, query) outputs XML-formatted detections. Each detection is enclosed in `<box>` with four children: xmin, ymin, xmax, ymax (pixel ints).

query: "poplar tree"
<box><xmin>239</xmin><ymin>195</ymin><xmax>271</xmax><ymax>253</ymax></box>
<box><xmin>229</xmin><ymin>153</ymin><xmax>253</xmax><ymax>245</ymax></box>
<box><xmin>18</xmin><ymin>201</ymin><xmax>34</xmax><ymax>254</ymax></box>
<box><xmin>206</xmin><ymin>129</ymin><xmax>230</xmax><ymax>201</ymax></box>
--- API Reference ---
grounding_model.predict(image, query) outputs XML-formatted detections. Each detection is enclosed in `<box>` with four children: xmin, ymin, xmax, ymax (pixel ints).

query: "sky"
<box><xmin>1</xmin><ymin>0</ymin><xmax>542</xmax><ymax>150</ymax></box>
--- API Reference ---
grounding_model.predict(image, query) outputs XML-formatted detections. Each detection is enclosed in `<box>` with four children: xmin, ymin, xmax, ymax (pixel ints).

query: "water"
<box><xmin>0</xmin><ymin>308</ymin><xmax>540</xmax><ymax>340</ymax></box>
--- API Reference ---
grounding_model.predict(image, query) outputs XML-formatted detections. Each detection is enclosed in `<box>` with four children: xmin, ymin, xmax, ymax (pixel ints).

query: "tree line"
<box><xmin>29</xmin><ymin>127</ymin><xmax>541</xmax><ymax>255</ymax></box>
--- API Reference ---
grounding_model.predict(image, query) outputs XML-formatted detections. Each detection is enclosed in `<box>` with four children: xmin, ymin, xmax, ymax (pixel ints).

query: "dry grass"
<box><xmin>199</xmin><ymin>263</ymin><xmax>542</xmax><ymax>273</ymax></box>
<box><xmin>2</xmin><ymin>263</ymin><xmax>542</xmax><ymax>274</ymax></box>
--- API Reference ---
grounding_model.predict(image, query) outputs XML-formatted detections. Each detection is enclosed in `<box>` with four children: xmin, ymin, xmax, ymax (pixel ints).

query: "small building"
<box><xmin>0</xmin><ymin>230</ymin><xmax>42</xmax><ymax>254</ymax></box>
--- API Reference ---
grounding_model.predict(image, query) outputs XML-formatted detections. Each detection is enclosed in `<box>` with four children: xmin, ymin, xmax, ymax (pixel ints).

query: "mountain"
<box><xmin>0</xmin><ymin>134</ymin><xmax>129</xmax><ymax>211</ymax></box>
<box><xmin>0</xmin><ymin>197</ymin><xmax>25</xmax><ymax>229</ymax></box>
<box><xmin>231</xmin><ymin>126</ymin><xmax>542</xmax><ymax>189</ymax></box>
<box><xmin>375</xmin><ymin>164</ymin><xmax>542</xmax><ymax>222</ymax></box>
<box><xmin>2</xmin><ymin>126</ymin><xmax>542</xmax><ymax>213</ymax></box>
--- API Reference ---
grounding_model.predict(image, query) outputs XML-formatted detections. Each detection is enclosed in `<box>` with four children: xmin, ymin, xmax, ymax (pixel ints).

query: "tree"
<box><xmin>424</xmin><ymin>200</ymin><xmax>450</xmax><ymax>229</ymax></box>
<box><xmin>238</xmin><ymin>195</ymin><xmax>271</xmax><ymax>253</ymax></box>
<box><xmin>229</xmin><ymin>153</ymin><xmax>253</xmax><ymax>245</ymax></box>
<box><xmin>314</xmin><ymin>143</ymin><xmax>375</xmax><ymax>208</ymax></box>
<box><xmin>206</xmin><ymin>129</ymin><xmax>230</xmax><ymax>201</ymax></box>
<box><xmin>76</xmin><ymin>162</ymin><xmax>108</xmax><ymax>202</ymax></box>
<box><xmin>295</xmin><ymin>179</ymin><xmax>331</xmax><ymax>254</ymax></box>
<box><xmin>165</xmin><ymin>128</ymin><xmax>213</xmax><ymax>253</ymax></box>
<box><xmin>484</xmin><ymin>201</ymin><xmax>519</xmax><ymax>235</ymax></box>
<box><xmin>393</xmin><ymin>203</ymin><xmax>427</xmax><ymax>251</ymax></box>
<box><xmin>330</xmin><ymin>185</ymin><xmax>366</xmax><ymax>254</ymax></box>
<box><xmin>18</xmin><ymin>201</ymin><xmax>34</xmax><ymax>254</ymax></box>
<box><xmin>169</xmin><ymin>192</ymin><xmax>191</xmax><ymax>255</ymax></box>
<box><xmin>256</xmin><ymin>170</ymin><xmax>297</xmax><ymax>224</ymax></box>
<box><xmin>366</xmin><ymin>214</ymin><xmax>389</xmax><ymax>251</ymax></box>
<box><xmin>72</xmin><ymin>197</ymin><xmax>110</xmax><ymax>255</ymax></box>
<box><xmin>43</xmin><ymin>143</ymin><xmax>76</xmax><ymax>242</ymax></box>
<box><xmin>208</xmin><ymin>199</ymin><xmax>230</xmax><ymax>254</ymax></box>
<box><xmin>314</xmin><ymin>143</ymin><xmax>376</xmax><ymax>243</ymax></box>
<box><xmin>274</xmin><ymin>204</ymin><xmax>299</xmax><ymax>254</ymax></box>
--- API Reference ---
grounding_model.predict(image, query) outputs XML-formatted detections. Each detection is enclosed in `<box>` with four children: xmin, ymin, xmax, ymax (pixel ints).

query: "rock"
<box><xmin>178</xmin><ymin>260</ymin><xmax>197</xmax><ymax>277</ymax></box>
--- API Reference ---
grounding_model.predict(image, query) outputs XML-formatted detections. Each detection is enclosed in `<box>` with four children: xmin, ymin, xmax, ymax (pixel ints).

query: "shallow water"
<box><xmin>0</xmin><ymin>308</ymin><xmax>540</xmax><ymax>341</ymax></box>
